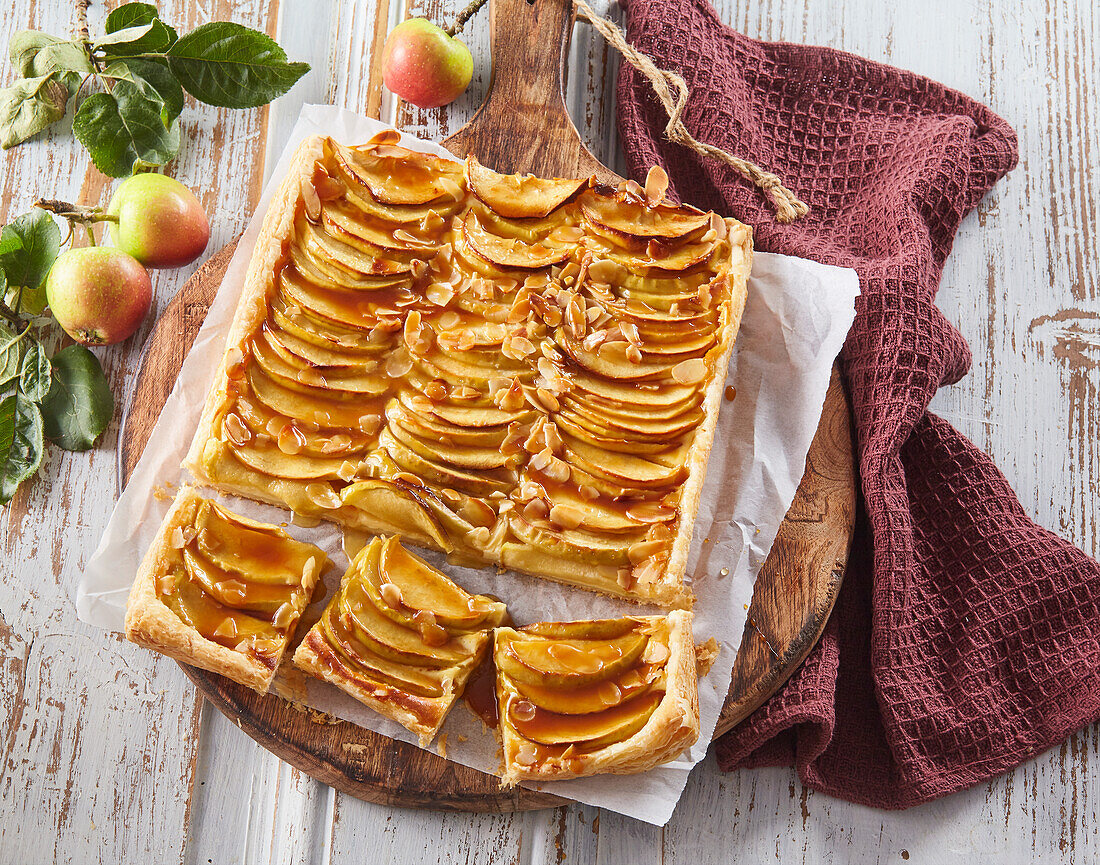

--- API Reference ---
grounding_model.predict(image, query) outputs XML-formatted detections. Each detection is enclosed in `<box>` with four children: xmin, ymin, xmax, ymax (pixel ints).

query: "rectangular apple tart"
<box><xmin>125</xmin><ymin>486</ymin><xmax>326</xmax><ymax>692</ymax></box>
<box><xmin>494</xmin><ymin>612</ymin><xmax>698</xmax><ymax>785</ymax></box>
<box><xmin>185</xmin><ymin>131</ymin><xmax>752</xmax><ymax>608</ymax></box>
<box><xmin>293</xmin><ymin>535</ymin><xmax>508</xmax><ymax>745</ymax></box>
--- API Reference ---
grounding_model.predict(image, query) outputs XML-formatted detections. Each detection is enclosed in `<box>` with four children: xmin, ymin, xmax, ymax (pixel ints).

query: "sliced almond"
<box><xmin>548</xmin><ymin>504</ymin><xmax>583</xmax><ymax>530</ymax></box>
<box><xmin>644</xmin><ymin>164</ymin><xmax>669</xmax><ymax>206</ymax></box>
<box><xmin>671</xmin><ymin>357</ymin><xmax>707</xmax><ymax>385</ymax></box>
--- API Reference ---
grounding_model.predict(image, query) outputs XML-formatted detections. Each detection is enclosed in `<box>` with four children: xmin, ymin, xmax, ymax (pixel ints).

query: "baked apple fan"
<box><xmin>495</xmin><ymin>612</ymin><xmax>699</xmax><ymax>785</ymax></box>
<box><xmin>186</xmin><ymin>131</ymin><xmax>753</xmax><ymax>608</ymax></box>
<box><xmin>293</xmin><ymin>535</ymin><xmax>508</xmax><ymax>745</ymax></box>
<box><xmin>125</xmin><ymin>486</ymin><xmax>326</xmax><ymax>693</ymax></box>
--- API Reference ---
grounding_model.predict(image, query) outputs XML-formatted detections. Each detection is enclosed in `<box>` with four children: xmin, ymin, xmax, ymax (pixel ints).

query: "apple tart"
<box><xmin>494</xmin><ymin>612</ymin><xmax>698</xmax><ymax>785</ymax></box>
<box><xmin>125</xmin><ymin>486</ymin><xmax>326</xmax><ymax>692</ymax></box>
<box><xmin>293</xmin><ymin>535</ymin><xmax>508</xmax><ymax>745</ymax></box>
<box><xmin>185</xmin><ymin>132</ymin><xmax>752</xmax><ymax>607</ymax></box>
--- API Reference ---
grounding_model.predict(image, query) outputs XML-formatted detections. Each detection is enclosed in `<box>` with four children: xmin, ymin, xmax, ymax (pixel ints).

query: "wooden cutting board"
<box><xmin>117</xmin><ymin>0</ymin><xmax>856</xmax><ymax>812</ymax></box>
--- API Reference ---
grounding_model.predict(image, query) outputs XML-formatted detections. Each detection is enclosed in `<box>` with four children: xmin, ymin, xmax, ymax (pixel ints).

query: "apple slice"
<box><xmin>342</xmin><ymin>579</ymin><xmax>467</xmax><ymax>664</ymax></box>
<box><xmin>194</xmin><ymin>500</ymin><xmax>317</xmax><ymax>584</ymax></box>
<box><xmin>498</xmin><ymin>631</ymin><xmax>648</xmax><ymax>688</ymax></box>
<box><xmin>330</xmin><ymin>138</ymin><xmax>464</xmax><ymax>205</ymax></box>
<box><xmin>396</xmin><ymin>389</ymin><xmax>523</xmax><ymax>428</ymax></box>
<box><xmin>264</xmin><ymin>319</ymin><xmax>384</xmax><ymax>370</ymax></box>
<box><xmin>299</xmin><ymin>213</ymin><xmax>415</xmax><ymax>276</ymax></box>
<box><xmin>561</xmin><ymin>432</ymin><xmax>688</xmax><ymax>488</ymax></box>
<box><xmin>341</xmin><ymin>479</ymin><xmax>454</xmax><ymax>553</ymax></box>
<box><xmin>469</xmin><ymin>200</ymin><xmax>574</xmax><ymax>244</ymax></box>
<box><xmin>246</xmin><ymin>365</ymin><xmax>385</xmax><ymax>430</ymax></box>
<box><xmin>539</xmin><ymin>484</ymin><xmax>648</xmax><ymax>532</ymax></box>
<box><xmin>604</xmin><ymin>237</ymin><xmax>717</xmax><ymax>272</ymax></box>
<box><xmin>380</xmin><ymin>427</ymin><xmax>514</xmax><ymax>496</ymax></box>
<box><xmin>280</xmin><ymin>268</ymin><xmax>414</xmax><ymax>331</ymax></box>
<box><xmin>506</xmin><ymin>690</ymin><xmax>661</xmax><ymax>746</ymax></box>
<box><xmin>251</xmin><ymin>331</ymin><xmax>390</xmax><ymax>398</ymax></box>
<box><xmin>377</xmin><ymin>536</ymin><xmax>505</xmax><ymax>628</ymax></box>
<box><xmin>271</xmin><ymin>293</ymin><xmax>395</xmax><ymax>354</ymax></box>
<box><xmin>567</xmin><ymin>368</ymin><xmax>698</xmax><ymax>408</ymax></box>
<box><xmin>552</xmin><ymin>411</ymin><xmax>681</xmax><ymax>454</ymax></box>
<box><xmin>386</xmin><ymin>415</ymin><xmax>510</xmax><ymax>471</ymax></box>
<box><xmin>168</xmin><ymin>577</ymin><xmax>279</xmax><ymax>646</ymax></box>
<box><xmin>511</xmin><ymin>667</ymin><xmax>659</xmax><ymax>716</ymax></box>
<box><xmin>521</xmin><ymin>619</ymin><xmax>641</xmax><ymax>640</ymax></box>
<box><xmin>498</xmin><ymin>542</ymin><xmax>621</xmax><ymax>592</ymax></box>
<box><xmin>183</xmin><ymin>548</ymin><xmax>292</xmax><ymax>615</ymax></box>
<box><xmin>322</xmin><ymin>199</ymin><xmax>438</xmax><ymax>253</ymax></box>
<box><xmin>462</xmin><ymin>211</ymin><xmax>572</xmax><ymax>270</ymax></box>
<box><xmin>258</xmin><ymin>328</ymin><xmax>384</xmax><ymax>389</ymax></box>
<box><xmin>554</xmin><ymin>327</ymin><xmax>674</xmax><ymax>381</ymax></box>
<box><xmin>465</xmin><ymin>156</ymin><xmax>586</xmax><ymax>218</ymax></box>
<box><xmin>320</xmin><ymin>613</ymin><xmax>449</xmax><ymax>697</ymax></box>
<box><xmin>557</xmin><ymin>399</ymin><xmax>702</xmax><ymax>441</ymax></box>
<box><xmin>387</xmin><ymin>402</ymin><xmax>507</xmax><ymax>449</ymax></box>
<box><xmin>290</xmin><ymin>240</ymin><xmax>411</xmax><ymax>292</ymax></box>
<box><xmin>231</xmin><ymin>440</ymin><xmax>352</xmax><ymax>481</ymax></box>
<box><xmin>580</xmin><ymin>191</ymin><xmax>709</xmax><ymax>239</ymax></box>
<box><xmin>507</xmin><ymin>514</ymin><xmax>634</xmax><ymax>566</ymax></box>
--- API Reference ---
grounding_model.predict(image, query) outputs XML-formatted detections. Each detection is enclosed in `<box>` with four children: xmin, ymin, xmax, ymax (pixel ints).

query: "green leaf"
<box><xmin>99</xmin><ymin>20</ymin><xmax>176</xmax><ymax>57</ymax></box>
<box><xmin>105</xmin><ymin>2</ymin><xmax>158</xmax><ymax>32</ymax></box>
<box><xmin>72</xmin><ymin>84</ymin><xmax>180</xmax><ymax>177</ymax></box>
<box><xmin>0</xmin><ymin>73</ymin><xmax>70</xmax><ymax>148</ymax></box>
<box><xmin>166</xmin><ymin>22</ymin><xmax>309</xmax><ymax>109</ymax></box>
<box><xmin>10</xmin><ymin>31</ymin><xmax>93</xmax><ymax>92</ymax></box>
<box><xmin>0</xmin><ymin>209</ymin><xmax>60</xmax><ymax>316</ymax></box>
<box><xmin>0</xmin><ymin>323</ymin><xmax>26</xmax><ymax>390</ymax></box>
<box><xmin>18</xmin><ymin>339</ymin><xmax>49</xmax><ymax>402</ymax></box>
<box><xmin>0</xmin><ymin>233</ymin><xmax>20</xmax><ymax>258</ymax></box>
<box><xmin>103</xmin><ymin>58</ymin><xmax>184</xmax><ymax>126</ymax></box>
<box><xmin>40</xmin><ymin>345</ymin><xmax>114</xmax><ymax>451</ymax></box>
<box><xmin>0</xmin><ymin>392</ymin><xmax>45</xmax><ymax>505</ymax></box>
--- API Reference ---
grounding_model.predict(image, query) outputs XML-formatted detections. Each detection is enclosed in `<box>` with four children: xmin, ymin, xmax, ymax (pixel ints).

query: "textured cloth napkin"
<box><xmin>615</xmin><ymin>0</ymin><xmax>1100</xmax><ymax>808</ymax></box>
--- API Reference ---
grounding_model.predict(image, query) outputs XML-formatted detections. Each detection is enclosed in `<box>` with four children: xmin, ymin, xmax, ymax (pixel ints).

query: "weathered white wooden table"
<box><xmin>2</xmin><ymin>0</ymin><xmax>1098</xmax><ymax>862</ymax></box>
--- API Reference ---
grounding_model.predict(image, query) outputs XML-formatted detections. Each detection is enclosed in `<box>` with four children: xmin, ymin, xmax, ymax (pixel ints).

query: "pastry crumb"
<box><xmin>437</xmin><ymin>732</ymin><xmax>448</xmax><ymax>758</ymax></box>
<box><xmin>343</xmin><ymin>742</ymin><xmax>370</xmax><ymax>756</ymax></box>
<box><xmin>457</xmin><ymin>734</ymin><xmax>468</xmax><ymax>743</ymax></box>
<box><xmin>695</xmin><ymin>637</ymin><xmax>720</xmax><ymax>677</ymax></box>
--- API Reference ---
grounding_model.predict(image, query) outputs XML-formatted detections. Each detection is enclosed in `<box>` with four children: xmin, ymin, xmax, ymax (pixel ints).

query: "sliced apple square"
<box><xmin>494</xmin><ymin>611</ymin><xmax>699</xmax><ymax>785</ymax></box>
<box><xmin>185</xmin><ymin>132</ymin><xmax>752</xmax><ymax>608</ymax></box>
<box><xmin>125</xmin><ymin>486</ymin><xmax>327</xmax><ymax>693</ymax></box>
<box><xmin>293</xmin><ymin>534</ymin><xmax>508</xmax><ymax>745</ymax></box>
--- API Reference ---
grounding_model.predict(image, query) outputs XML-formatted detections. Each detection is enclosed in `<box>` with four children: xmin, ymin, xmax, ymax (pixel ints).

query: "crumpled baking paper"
<box><xmin>78</xmin><ymin>104</ymin><xmax>859</xmax><ymax>826</ymax></box>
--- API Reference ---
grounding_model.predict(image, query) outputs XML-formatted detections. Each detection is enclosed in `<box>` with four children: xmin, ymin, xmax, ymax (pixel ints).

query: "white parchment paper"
<box><xmin>78</xmin><ymin>104</ymin><xmax>859</xmax><ymax>826</ymax></box>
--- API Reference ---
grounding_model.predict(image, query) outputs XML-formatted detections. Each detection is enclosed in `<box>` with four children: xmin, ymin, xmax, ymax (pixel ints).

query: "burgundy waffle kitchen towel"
<box><xmin>616</xmin><ymin>0</ymin><xmax>1100</xmax><ymax>808</ymax></box>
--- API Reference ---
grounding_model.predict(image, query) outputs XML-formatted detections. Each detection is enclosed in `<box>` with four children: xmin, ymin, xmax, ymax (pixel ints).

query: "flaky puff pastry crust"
<box><xmin>496</xmin><ymin>610</ymin><xmax>700</xmax><ymax>786</ymax></box>
<box><xmin>124</xmin><ymin>485</ymin><xmax>324</xmax><ymax>693</ymax></box>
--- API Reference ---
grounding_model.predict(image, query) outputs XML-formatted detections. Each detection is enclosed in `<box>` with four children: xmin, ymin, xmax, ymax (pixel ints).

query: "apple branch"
<box><xmin>445</xmin><ymin>0</ymin><xmax>489</xmax><ymax>37</ymax></box>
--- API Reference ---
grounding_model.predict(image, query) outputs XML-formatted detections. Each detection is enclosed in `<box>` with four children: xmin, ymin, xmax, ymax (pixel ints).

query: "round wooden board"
<box><xmin>119</xmin><ymin>242</ymin><xmax>856</xmax><ymax>812</ymax></box>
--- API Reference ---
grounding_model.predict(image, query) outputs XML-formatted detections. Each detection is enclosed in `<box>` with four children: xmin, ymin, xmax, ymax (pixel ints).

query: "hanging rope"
<box><xmin>572</xmin><ymin>0</ymin><xmax>809</xmax><ymax>222</ymax></box>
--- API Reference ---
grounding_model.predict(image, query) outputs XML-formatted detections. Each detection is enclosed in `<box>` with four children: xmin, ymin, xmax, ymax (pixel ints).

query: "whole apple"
<box><xmin>381</xmin><ymin>18</ymin><xmax>473</xmax><ymax>109</ymax></box>
<box><xmin>107</xmin><ymin>173</ymin><xmax>210</xmax><ymax>269</ymax></box>
<box><xmin>45</xmin><ymin>247</ymin><xmax>152</xmax><ymax>346</ymax></box>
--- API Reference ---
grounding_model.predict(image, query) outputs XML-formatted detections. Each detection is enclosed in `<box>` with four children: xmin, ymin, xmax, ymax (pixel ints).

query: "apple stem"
<box><xmin>445</xmin><ymin>0</ymin><xmax>489</xmax><ymax>37</ymax></box>
<box><xmin>75</xmin><ymin>0</ymin><xmax>90</xmax><ymax>44</ymax></box>
<box><xmin>35</xmin><ymin>199</ymin><xmax>118</xmax><ymax>225</ymax></box>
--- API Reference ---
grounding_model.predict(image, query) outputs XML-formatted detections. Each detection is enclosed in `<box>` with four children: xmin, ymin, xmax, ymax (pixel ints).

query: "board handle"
<box><xmin>443</xmin><ymin>0</ymin><xmax>615</xmax><ymax>180</ymax></box>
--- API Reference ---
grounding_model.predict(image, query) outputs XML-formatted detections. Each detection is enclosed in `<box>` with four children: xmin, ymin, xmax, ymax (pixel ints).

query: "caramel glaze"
<box><xmin>496</xmin><ymin>618</ymin><xmax>671</xmax><ymax>767</ymax></box>
<box><xmin>203</xmin><ymin>134</ymin><xmax>746</xmax><ymax>602</ymax></box>
<box><xmin>160</xmin><ymin>501</ymin><xmax>322</xmax><ymax>667</ymax></box>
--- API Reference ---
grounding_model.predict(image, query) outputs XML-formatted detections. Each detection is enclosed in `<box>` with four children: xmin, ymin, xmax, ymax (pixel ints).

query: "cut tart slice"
<box><xmin>184</xmin><ymin>131</ymin><xmax>753</xmax><ymax>608</ymax></box>
<box><xmin>125</xmin><ymin>486</ymin><xmax>326</xmax><ymax>693</ymax></box>
<box><xmin>293</xmin><ymin>534</ymin><xmax>508</xmax><ymax>745</ymax></box>
<box><xmin>494</xmin><ymin>611</ymin><xmax>698</xmax><ymax>785</ymax></box>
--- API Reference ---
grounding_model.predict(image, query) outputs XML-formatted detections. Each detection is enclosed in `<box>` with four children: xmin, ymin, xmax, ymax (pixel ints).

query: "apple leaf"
<box><xmin>166</xmin><ymin>22</ymin><xmax>309</xmax><ymax>109</ymax></box>
<box><xmin>40</xmin><ymin>345</ymin><xmax>114</xmax><ymax>452</ymax></box>
<box><xmin>0</xmin><ymin>323</ymin><xmax>27</xmax><ymax>391</ymax></box>
<box><xmin>105</xmin><ymin>3</ymin><xmax>178</xmax><ymax>47</ymax></box>
<box><xmin>9</xmin><ymin>31</ymin><xmax>93</xmax><ymax>93</ymax></box>
<box><xmin>97</xmin><ymin>20</ymin><xmax>176</xmax><ymax>56</ymax></box>
<box><xmin>0</xmin><ymin>392</ymin><xmax>45</xmax><ymax>505</ymax></box>
<box><xmin>0</xmin><ymin>209</ymin><xmax>60</xmax><ymax>316</ymax></box>
<box><xmin>18</xmin><ymin>339</ymin><xmax>50</xmax><ymax>403</ymax></box>
<box><xmin>73</xmin><ymin>83</ymin><xmax>180</xmax><ymax>177</ymax></box>
<box><xmin>103</xmin><ymin>59</ymin><xmax>184</xmax><ymax>127</ymax></box>
<box><xmin>0</xmin><ymin>73</ymin><xmax>70</xmax><ymax>149</ymax></box>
